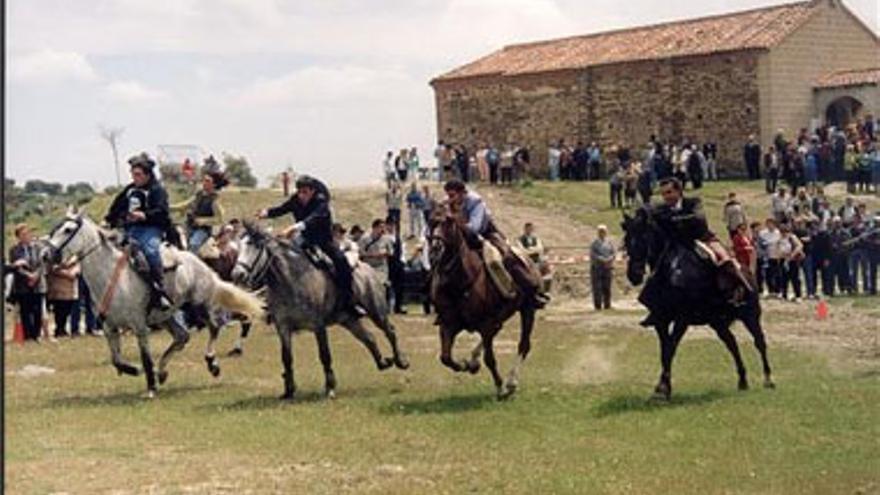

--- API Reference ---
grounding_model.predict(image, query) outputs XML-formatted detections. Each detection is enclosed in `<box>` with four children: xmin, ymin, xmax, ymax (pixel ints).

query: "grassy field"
<box><xmin>5</xmin><ymin>309</ymin><xmax>879</xmax><ymax>494</ymax></box>
<box><xmin>5</xmin><ymin>180</ymin><xmax>880</xmax><ymax>494</ymax></box>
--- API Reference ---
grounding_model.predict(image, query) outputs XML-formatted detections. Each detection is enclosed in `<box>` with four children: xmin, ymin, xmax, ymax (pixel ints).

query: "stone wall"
<box><xmin>432</xmin><ymin>51</ymin><xmax>762</xmax><ymax>177</ymax></box>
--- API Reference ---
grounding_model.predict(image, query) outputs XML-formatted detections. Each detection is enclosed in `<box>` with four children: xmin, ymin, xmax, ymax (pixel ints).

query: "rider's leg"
<box><xmin>188</xmin><ymin>228</ymin><xmax>210</xmax><ymax>254</ymax></box>
<box><xmin>319</xmin><ymin>241</ymin><xmax>363</xmax><ymax>315</ymax></box>
<box><xmin>129</xmin><ymin>225</ymin><xmax>172</xmax><ymax>310</ymax></box>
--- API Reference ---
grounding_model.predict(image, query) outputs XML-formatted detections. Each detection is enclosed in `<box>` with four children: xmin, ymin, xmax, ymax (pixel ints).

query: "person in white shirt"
<box><xmin>758</xmin><ymin>218</ymin><xmax>783</xmax><ymax>297</ymax></box>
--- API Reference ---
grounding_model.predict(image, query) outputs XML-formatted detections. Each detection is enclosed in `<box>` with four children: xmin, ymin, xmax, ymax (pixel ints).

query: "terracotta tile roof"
<box><xmin>434</xmin><ymin>1</ymin><xmax>818</xmax><ymax>82</ymax></box>
<box><xmin>815</xmin><ymin>67</ymin><xmax>880</xmax><ymax>88</ymax></box>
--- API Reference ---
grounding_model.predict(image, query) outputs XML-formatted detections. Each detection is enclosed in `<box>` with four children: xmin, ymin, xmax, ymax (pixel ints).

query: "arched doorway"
<box><xmin>825</xmin><ymin>96</ymin><xmax>863</xmax><ymax>128</ymax></box>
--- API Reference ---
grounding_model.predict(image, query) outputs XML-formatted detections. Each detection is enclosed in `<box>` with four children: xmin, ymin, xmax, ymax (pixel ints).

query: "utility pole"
<box><xmin>99</xmin><ymin>125</ymin><xmax>125</xmax><ymax>187</ymax></box>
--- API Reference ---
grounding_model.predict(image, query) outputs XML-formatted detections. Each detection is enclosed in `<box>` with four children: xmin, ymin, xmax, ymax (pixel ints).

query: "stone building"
<box><xmin>430</xmin><ymin>0</ymin><xmax>879</xmax><ymax>176</ymax></box>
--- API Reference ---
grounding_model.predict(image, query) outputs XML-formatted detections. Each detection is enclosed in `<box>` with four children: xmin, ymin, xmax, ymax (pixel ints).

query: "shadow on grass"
<box><xmin>592</xmin><ymin>389</ymin><xmax>729</xmax><ymax>418</ymax></box>
<box><xmin>380</xmin><ymin>393</ymin><xmax>495</xmax><ymax>416</ymax></box>
<box><xmin>207</xmin><ymin>391</ymin><xmax>335</xmax><ymax>411</ymax></box>
<box><xmin>44</xmin><ymin>383</ymin><xmax>215</xmax><ymax>409</ymax></box>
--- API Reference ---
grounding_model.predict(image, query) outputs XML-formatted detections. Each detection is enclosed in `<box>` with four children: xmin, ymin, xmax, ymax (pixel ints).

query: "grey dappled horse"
<box><xmin>46</xmin><ymin>210</ymin><xmax>264</xmax><ymax>397</ymax></box>
<box><xmin>231</xmin><ymin>222</ymin><xmax>409</xmax><ymax>400</ymax></box>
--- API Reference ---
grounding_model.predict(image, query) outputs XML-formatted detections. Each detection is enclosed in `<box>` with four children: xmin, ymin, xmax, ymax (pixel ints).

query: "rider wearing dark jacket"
<box><xmin>640</xmin><ymin>178</ymin><xmax>752</xmax><ymax>326</ymax></box>
<box><xmin>105</xmin><ymin>153</ymin><xmax>174</xmax><ymax>310</ymax></box>
<box><xmin>259</xmin><ymin>175</ymin><xmax>361</xmax><ymax>316</ymax></box>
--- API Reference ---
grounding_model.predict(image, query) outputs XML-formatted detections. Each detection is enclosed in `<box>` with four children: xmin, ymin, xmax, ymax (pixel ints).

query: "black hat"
<box><xmin>295</xmin><ymin>175</ymin><xmax>317</xmax><ymax>190</ymax></box>
<box><xmin>128</xmin><ymin>152</ymin><xmax>156</xmax><ymax>173</ymax></box>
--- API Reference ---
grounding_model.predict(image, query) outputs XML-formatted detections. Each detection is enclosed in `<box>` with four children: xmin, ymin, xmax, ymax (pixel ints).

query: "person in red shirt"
<box><xmin>732</xmin><ymin>222</ymin><xmax>756</xmax><ymax>276</ymax></box>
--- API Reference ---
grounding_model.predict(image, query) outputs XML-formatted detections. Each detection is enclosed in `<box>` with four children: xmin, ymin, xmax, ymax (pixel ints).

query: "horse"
<box><xmin>428</xmin><ymin>208</ymin><xmax>539</xmax><ymax>400</ymax></box>
<box><xmin>197</xmin><ymin>236</ymin><xmax>255</xmax><ymax>357</ymax></box>
<box><xmin>230</xmin><ymin>222</ymin><xmax>409</xmax><ymax>400</ymax></box>
<box><xmin>45</xmin><ymin>210</ymin><xmax>264</xmax><ymax>397</ymax></box>
<box><xmin>621</xmin><ymin>206</ymin><xmax>774</xmax><ymax>399</ymax></box>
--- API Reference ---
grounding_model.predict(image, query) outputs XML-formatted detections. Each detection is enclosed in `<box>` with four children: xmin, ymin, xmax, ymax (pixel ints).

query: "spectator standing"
<box><xmin>421</xmin><ymin>185</ymin><xmax>436</xmax><ymax>228</ymax></box>
<box><xmin>623</xmin><ymin>163</ymin><xmax>639</xmax><ymax>207</ymax></box>
<box><xmin>407</xmin><ymin>147</ymin><xmax>420</xmax><ymax>182</ymax></box>
<box><xmin>764</xmin><ymin>146</ymin><xmax>779</xmax><ymax>193</ymax></box>
<box><xmin>385</xmin><ymin>182</ymin><xmax>403</xmax><ymax>231</ymax></box>
<box><xmin>744</xmin><ymin>135</ymin><xmax>762</xmax><ymax>180</ymax></box>
<box><xmin>778</xmin><ymin>224</ymin><xmax>804</xmax><ymax>301</ymax></box>
<box><xmin>456</xmin><ymin>145</ymin><xmax>470</xmax><ymax>183</ymax></box>
<box><xmin>70</xmin><ymin>274</ymin><xmax>101</xmax><ymax>336</ymax></box>
<box><xmin>795</xmin><ymin>218</ymin><xmax>818</xmax><ymax>299</ymax></box>
<box><xmin>8</xmin><ymin>224</ymin><xmax>46</xmax><ymax>341</ymax></box>
<box><xmin>759</xmin><ymin>219</ymin><xmax>782</xmax><ymax>297</ymax></box>
<box><xmin>829</xmin><ymin>217</ymin><xmax>853</xmax><ymax>295</ymax></box>
<box><xmin>573</xmin><ymin>142</ymin><xmax>588</xmax><ymax>181</ymax></box>
<box><xmin>547</xmin><ymin>142</ymin><xmax>561</xmax><ymax>181</ymax></box>
<box><xmin>589</xmin><ymin>225</ymin><xmax>615</xmax><ymax>310</ymax></box>
<box><xmin>588</xmin><ymin>142</ymin><xmax>602</xmax><ymax>180</ymax></box>
<box><xmin>395</xmin><ymin>149</ymin><xmax>410</xmax><ymax>183</ymax></box>
<box><xmin>704</xmin><ymin>141</ymin><xmax>718</xmax><ymax>180</ymax></box>
<box><xmin>848</xmin><ymin>217</ymin><xmax>870</xmax><ymax>294</ymax></box>
<box><xmin>405</xmin><ymin>182</ymin><xmax>426</xmax><ymax>239</ymax></box>
<box><xmin>383</xmin><ymin>151</ymin><xmax>395</xmax><ymax>187</ymax></box>
<box><xmin>751</xmin><ymin>221</ymin><xmax>768</xmax><ymax>295</ymax></box>
<box><xmin>609</xmin><ymin>166</ymin><xmax>623</xmax><ymax>208</ymax></box>
<box><xmin>359</xmin><ymin>219</ymin><xmax>393</xmax><ymax>300</ymax></box>
<box><xmin>732</xmin><ymin>223</ymin><xmax>756</xmax><ymax>277</ymax></box>
<box><xmin>486</xmin><ymin>145</ymin><xmax>500</xmax><ymax>185</ymax></box>
<box><xmin>723</xmin><ymin>192</ymin><xmax>748</xmax><ymax>239</ymax></box>
<box><xmin>637</xmin><ymin>165</ymin><xmax>653</xmax><ymax>205</ymax></box>
<box><xmin>46</xmin><ymin>258</ymin><xmax>80</xmax><ymax>337</ymax></box>
<box><xmin>281</xmin><ymin>170</ymin><xmax>290</xmax><ymax>197</ymax></box>
<box><xmin>771</xmin><ymin>188</ymin><xmax>791</xmax><ymax>224</ymax></box>
<box><xmin>385</xmin><ymin>221</ymin><xmax>407</xmax><ymax>314</ymax></box>
<box><xmin>500</xmin><ymin>145</ymin><xmax>515</xmax><ymax>185</ymax></box>
<box><xmin>475</xmin><ymin>145</ymin><xmax>489</xmax><ymax>183</ymax></box>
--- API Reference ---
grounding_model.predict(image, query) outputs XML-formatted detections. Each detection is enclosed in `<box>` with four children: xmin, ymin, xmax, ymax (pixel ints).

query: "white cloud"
<box><xmin>234</xmin><ymin>65</ymin><xmax>419</xmax><ymax>106</ymax></box>
<box><xmin>103</xmin><ymin>80</ymin><xmax>169</xmax><ymax>103</ymax></box>
<box><xmin>8</xmin><ymin>49</ymin><xmax>99</xmax><ymax>84</ymax></box>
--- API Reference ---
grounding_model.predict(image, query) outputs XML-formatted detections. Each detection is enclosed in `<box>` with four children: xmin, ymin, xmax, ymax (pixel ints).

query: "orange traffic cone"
<box><xmin>13</xmin><ymin>320</ymin><xmax>25</xmax><ymax>343</ymax></box>
<box><xmin>816</xmin><ymin>300</ymin><xmax>829</xmax><ymax>321</ymax></box>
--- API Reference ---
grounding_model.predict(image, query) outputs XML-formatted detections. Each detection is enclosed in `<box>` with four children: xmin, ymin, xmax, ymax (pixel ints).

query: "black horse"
<box><xmin>621</xmin><ymin>206</ymin><xmax>775</xmax><ymax>399</ymax></box>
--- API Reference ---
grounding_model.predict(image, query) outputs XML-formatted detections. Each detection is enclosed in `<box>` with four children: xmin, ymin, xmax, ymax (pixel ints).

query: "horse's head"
<box><xmin>232</xmin><ymin>220</ymin><xmax>271</xmax><ymax>289</ymax></box>
<box><xmin>427</xmin><ymin>201</ymin><xmax>465</xmax><ymax>268</ymax></box>
<box><xmin>45</xmin><ymin>206</ymin><xmax>94</xmax><ymax>264</ymax></box>
<box><xmin>621</xmin><ymin>206</ymin><xmax>653</xmax><ymax>286</ymax></box>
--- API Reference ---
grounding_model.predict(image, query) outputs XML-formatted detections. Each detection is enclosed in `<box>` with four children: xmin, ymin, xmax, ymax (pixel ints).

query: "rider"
<box><xmin>258</xmin><ymin>175</ymin><xmax>363</xmax><ymax>317</ymax></box>
<box><xmin>642</xmin><ymin>177</ymin><xmax>753</xmax><ymax>323</ymax></box>
<box><xmin>443</xmin><ymin>179</ymin><xmax>548</xmax><ymax>308</ymax></box>
<box><xmin>105</xmin><ymin>153</ymin><xmax>174</xmax><ymax>311</ymax></box>
<box><xmin>171</xmin><ymin>170</ymin><xmax>227</xmax><ymax>254</ymax></box>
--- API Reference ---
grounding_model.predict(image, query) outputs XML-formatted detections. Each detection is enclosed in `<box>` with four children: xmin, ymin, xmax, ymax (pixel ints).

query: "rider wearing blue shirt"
<box><xmin>443</xmin><ymin>179</ymin><xmax>548</xmax><ymax>308</ymax></box>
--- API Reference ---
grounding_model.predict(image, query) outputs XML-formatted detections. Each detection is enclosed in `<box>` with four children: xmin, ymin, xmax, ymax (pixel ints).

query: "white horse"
<box><xmin>45</xmin><ymin>210</ymin><xmax>264</xmax><ymax>397</ymax></box>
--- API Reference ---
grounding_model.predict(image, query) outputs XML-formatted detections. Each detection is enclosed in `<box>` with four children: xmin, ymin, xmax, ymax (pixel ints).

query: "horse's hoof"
<box><xmin>467</xmin><ymin>362</ymin><xmax>481</xmax><ymax>375</ymax></box>
<box><xmin>227</xmin><ymin>348</ymin><xmax>243</xmax><ymax>358</ymax></box>
<box><xmin>325</xmin><ymin>389</ymin><xmax>337</xmax><ymax>400</ymax></box>
<box><xmin>279</xmin><ymin>392</ymin><xmax>295</xmax><ymax>401</ymax></box>
<box><xmin>504</xmin><ymin>380</ymin><xmax>519</xmax><ymax>395</ymax></box>
<box><xmin>378</xmin><ymin>357</ymin><xmax>394</xmax><ymax>371</ymax></box>
<box><xmin>738</xmin><ymin>381</ymin><xmax>749</xmax><ymax>391</ymax></box>
<box><xmin>210</xmin><ymin>366</ymin><xmax>221</xmax><ymax>378</ymax></box>
<box><xmin>764</xmin><ymin>380</ymin><xmax>776</xmax><ymax>389</ymax></box>
<box><xmin>157</xmin><ymin>370</ymin><xmax>169</xmax><ymax>385</ymax></box>
<box><xmin>144</xmin><ymin>390</ymin><xmax>156</xmax><ymax>400</ymax></box>
<box><xmin>394</xmin><ymin>356</ymin><xmax>410</xmax><ymax>370</ymax></box>
<box><xmin>652</xmin><ymin>384</ymin><xmax>671</xmax><ymax>401</ymax></box>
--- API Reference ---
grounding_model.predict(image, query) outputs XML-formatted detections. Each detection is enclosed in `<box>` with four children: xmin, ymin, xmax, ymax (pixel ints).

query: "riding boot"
<box><xmin>148</xmin><ymin>266</ymin><xmax>173</xmax><ymax>312</ymax></box>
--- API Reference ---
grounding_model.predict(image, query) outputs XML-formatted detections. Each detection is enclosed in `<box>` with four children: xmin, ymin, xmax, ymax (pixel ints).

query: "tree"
<box><xmin>99</xmin><ymin>125</ymin><xmax>125</xmax><ymax>187</ymax></box>
<box><xmin>66</xmin><ymin>181</ymin><xmax>95</xmax><ymax>197</ymax></box>
<box><xmin>24</xmin><ymin>180</ymin><xmax>63</xmax><ymax>195</ymax></box>
<box><xmin>222</xmin><ymin>153</ymin><xmax>257</xmax><ymax>188</ymax></box>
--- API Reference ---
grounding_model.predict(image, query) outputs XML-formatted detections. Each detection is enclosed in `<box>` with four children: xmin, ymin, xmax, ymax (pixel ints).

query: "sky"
<box><xmin>6</xmin><ymin>0</ymin><xmax>879</xmax><ymax>188</ymax></box>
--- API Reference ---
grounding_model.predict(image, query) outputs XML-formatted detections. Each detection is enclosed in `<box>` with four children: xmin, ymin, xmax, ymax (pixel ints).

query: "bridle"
<box><xmin>235</xmin><ymin>235</ymin><xmax>271</xmax><ymax>288</ymax></box>
<box><xmin>48</xmin><ymin>216</ymin><xmax>104</xmax><ymax>263</ymax></box>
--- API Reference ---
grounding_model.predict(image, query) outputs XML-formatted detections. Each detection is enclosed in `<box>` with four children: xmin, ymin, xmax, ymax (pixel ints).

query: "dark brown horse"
<box><xmin>429</xmin><ymin>209</ymin><xmax>538</xmax><ymax>399</ymax></box>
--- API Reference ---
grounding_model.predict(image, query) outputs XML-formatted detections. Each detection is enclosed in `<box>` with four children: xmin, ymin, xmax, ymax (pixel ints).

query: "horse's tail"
<box><xmin>212</xmin><ymin>280</ymin><xmax>265</xmax><ymax>321</ymax></box>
